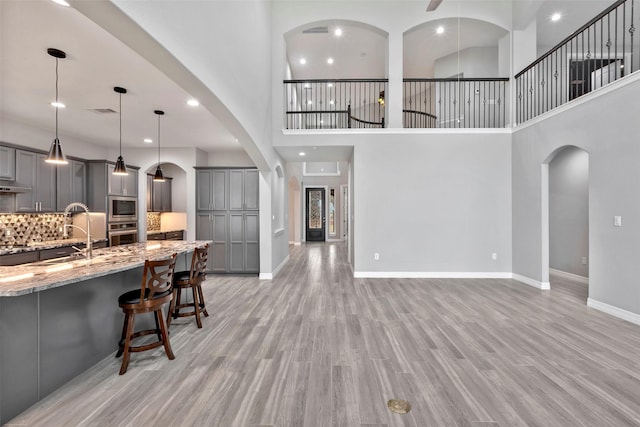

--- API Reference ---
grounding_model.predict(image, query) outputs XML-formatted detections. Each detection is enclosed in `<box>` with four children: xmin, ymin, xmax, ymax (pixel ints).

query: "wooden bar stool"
<box><xmin>167</xmin><ymin>244</ymin><xmax>209</xmax><ymax>328</ymax></box>
<box><xmin>116</xmin><ymin>253</ymin><xmax>177</xmax><ymax>375</ymax></box>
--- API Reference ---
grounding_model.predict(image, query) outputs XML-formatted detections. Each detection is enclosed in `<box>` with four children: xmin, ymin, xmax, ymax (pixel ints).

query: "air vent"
<box><xmin>303</xmin><ymin>26</ymin><xmax>329</xmax><ymax>34</ymax></box>
<box><xmin>87</xmin><ymin>108</ymin><xmax>117</xmax><ymax>114</ymax></box>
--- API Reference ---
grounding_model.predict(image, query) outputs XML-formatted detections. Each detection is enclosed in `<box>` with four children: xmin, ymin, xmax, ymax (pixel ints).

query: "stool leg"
<box><xmin>197</xmin><ymin>284</ymin><xmax>209</xmax><ymax>317</ymax></box>
<box><xmin>153</xmin><ymin>311</ymin><xmax>162</xmax><ymax>341</ymax></box>
<box><xmin>166</xmin><ymin>287</ymin><xmax>177</xmax><ymax>328</ymax></box>
<box><xmin>192</xmin><ymin>284</ymin><xmax>202</xmax><ymax>328</ymax></box>
<box><xmin>156</xmin><ymin>308</ymin><xmax>175</xmax><ymax>360</ymax></box>
<box><xmin>119</xmin><ymin>312</ymin><xmax>136</xmax><ymax>375</ymax></box>
<box><xmin>116</xmin><ymin>312</ymin><xmax>130</xmax><ymax>358</ymax></box>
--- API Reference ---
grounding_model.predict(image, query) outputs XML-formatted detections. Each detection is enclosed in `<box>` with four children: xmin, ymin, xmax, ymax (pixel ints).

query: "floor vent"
<box><xmin>87</xmin><ymin>108</ymin><xmax>117</xmax><ymax>114</ymax></box>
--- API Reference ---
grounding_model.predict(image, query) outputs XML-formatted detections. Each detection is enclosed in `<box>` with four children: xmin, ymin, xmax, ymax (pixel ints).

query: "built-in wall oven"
<box><xmin>108</xmin><ymin>196</ymin><xmax>137</xmax><ymax>223</ymax></box>
<box><xmin>108</xmin><ymin>222</ymin><xmax>138</xmax><ymax>246</ymax></box>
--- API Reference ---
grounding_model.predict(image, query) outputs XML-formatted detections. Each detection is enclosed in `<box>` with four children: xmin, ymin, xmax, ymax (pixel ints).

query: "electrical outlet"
<box><xmin>374</xmin><ymin>253</ymin><xmax>380</xmax><ymax>260</ymax></box>
<box><xmin>492</xmin><ymin>253</ymin><xmax>497</xmax><ymax>260</ymax></box>
<box><xmin>614</xmin><ymin>216</ymin><xmax>622</xmax><ymax>227</ymax></box>
<box><xmin>582</xmin><ymin>257</ymin><xmax>587</xmax><ymax>265</ymax></box>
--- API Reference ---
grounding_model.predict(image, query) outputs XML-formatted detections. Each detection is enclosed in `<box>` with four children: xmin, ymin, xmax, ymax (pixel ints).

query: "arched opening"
<box><xmin>542</xmin><ymin>145</ymin><xmax>590</xmax><ymax>300</ymax></box>
<box><xmin>143</xmin><ymin>161</ymin><xmax>188</xmax><ymax>241</ymax></box>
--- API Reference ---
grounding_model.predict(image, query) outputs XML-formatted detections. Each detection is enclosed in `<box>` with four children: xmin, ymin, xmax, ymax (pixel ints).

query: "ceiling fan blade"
<box><xmin>426</xmin><ymin>0</ymin><xmax>443</xmax><ymax>11</ymax></box>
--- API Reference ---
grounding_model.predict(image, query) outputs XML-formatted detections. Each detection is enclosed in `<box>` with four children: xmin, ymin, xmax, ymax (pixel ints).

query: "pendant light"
<box><xmin>153</xmin><ymin>110</ymin><xmax>165</xmax><ymax>182</ymax></box>
<box><xmin>113</xmin><ymin>87</ymin><xmax>128</xmax><ymax>175</ymax></box>
<box><xmin>45</xmin><ymin>48</ymin><xmax>68</xmax><ymax>164</ymax></box>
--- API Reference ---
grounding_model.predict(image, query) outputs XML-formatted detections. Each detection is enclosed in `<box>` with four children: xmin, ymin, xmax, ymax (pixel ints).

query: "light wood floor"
<box><xmin>7</xmin><ymin>242</ymin><xmax>640</xmax><ymax>426</ymax></box>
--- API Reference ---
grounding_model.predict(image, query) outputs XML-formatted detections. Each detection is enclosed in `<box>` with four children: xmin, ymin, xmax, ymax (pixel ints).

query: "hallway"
<box><xmin>8</xmin><ymin>242</ymin><xmax>640</xmax><ymax>426</ymax></box>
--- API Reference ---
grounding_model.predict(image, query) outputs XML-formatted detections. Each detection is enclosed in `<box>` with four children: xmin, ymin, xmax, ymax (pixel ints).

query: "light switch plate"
<box><xmin>614</xmin><ymin>216</ymin><xmax>622</xmax><ymax>227</ymax></box>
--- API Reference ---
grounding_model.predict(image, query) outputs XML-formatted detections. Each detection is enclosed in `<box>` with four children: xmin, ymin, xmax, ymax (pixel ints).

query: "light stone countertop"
<box><xmin>0</xmin><ymin>240</ymin><xmax>211</xmax><ymax>297</ymax></box>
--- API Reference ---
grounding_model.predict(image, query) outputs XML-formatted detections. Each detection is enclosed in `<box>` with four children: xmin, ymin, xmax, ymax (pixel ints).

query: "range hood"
<box><xmin>0</xmin><ymin>185</ymin><xmax>31</xmax><ymax>193</ymax></box>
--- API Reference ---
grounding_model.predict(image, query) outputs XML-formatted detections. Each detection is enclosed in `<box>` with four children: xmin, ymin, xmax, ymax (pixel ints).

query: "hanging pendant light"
<box><xmin>45</xmin><ymin>48</ymin><xmax>68</xmax><ymax>164</ymax></box>
<box><xmin>153</xmin><ymin>110</ymin><xmax>165</xmax><ymax>182</ymax></box>
<box><xmin>113</xmin><ymin>87</ymin><xmax>128</xmax><ymax>175</ymax></box>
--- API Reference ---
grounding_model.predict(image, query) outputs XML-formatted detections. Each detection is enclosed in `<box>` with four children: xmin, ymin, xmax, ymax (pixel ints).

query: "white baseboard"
<box><xmin>549</xmin><ymin>268</ymin><xmax>589</xmax><ymax>284</ymax></box>
<box><xmin>259</xmin><ymin>254</ymin><xmax>290</xmax><ymax>280</ymax></box>
<box><xmin>587</xmin><ymin>298</ymin><xmax>640</xmax><ymax>326</ymax></box>
<box><xmin>512</xmin><ymin>273</ymin><xmax>551</xmax><ymax>290</ymax></box>
<box><xmin>288</xmin><ymin>241</ymin><xmax>301</xmax><ymax>246</ymax></box>
<box><xmin>353</xmin><ymin>271</ymin><xmax>513</xmax><ymax>279</ymax></box>
<box><xmin>259</xmin><ymin>272</ymin><xmax>272</xmax><ymax>280</ymax></box>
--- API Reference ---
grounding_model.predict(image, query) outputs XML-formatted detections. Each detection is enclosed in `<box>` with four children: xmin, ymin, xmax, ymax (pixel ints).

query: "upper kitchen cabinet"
<box><xmin>88</xmin><ymin>161</ymin><xmax>139</xmax><ymax>212</ymax></box>
<box><xmin>107</xmin><ymin>163</ymin><xmax>137</xmax><ymax>197</ymax></box>
<box><xmin>147</xmin><ymin>174</ymin><xmax>172</xmax><ymax>212</ymax></box>
<box><xmin>196</xmin><ymin>169</ymin><xmax>227</xmax><ymax>211</ymax></box>
<box><xmin>15</xmin><ymin>150</ymin><xmax>56</xmax><ymax>212</ymax></box>
<box><xmin>56</xmin><ymin>159</ymin><xmax>86</xmax><ymax>211</ymax></box>
<box><xmin>0</xmin><ymin>146</ymin><xmax>16</xmax><ymax>180</ymax></box>
<box><xmin>229</xmin><ymin>169</ymin><xmax>259</xmax><ymax>211</ymax></box>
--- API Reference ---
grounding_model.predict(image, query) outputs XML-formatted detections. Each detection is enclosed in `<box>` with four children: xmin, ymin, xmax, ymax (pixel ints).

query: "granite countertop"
<box><xmin>0</xmin><ymin>238</ymin><xmax>109</xmax><ymax>256</ymax></box>
<box><xmin>0</xmin><ymin>240</ymin><xmax>210</xmax><ymax>297</ymax></box>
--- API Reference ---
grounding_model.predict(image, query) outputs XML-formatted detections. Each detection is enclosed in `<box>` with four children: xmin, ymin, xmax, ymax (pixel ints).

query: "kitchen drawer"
<box><xmin>165</xmin><ymin>231</ymin><xmax>183</xmax><ymax>241</ymax></box>
<box><xmin>147</xmin><ymin>233</ymin><xmax>165</xmax><ymax>241</ymax></box>
<box><xmin>39</xmin><ymin>246</ymin><xmax>76</xmax><ymax>261</ymax></box>
<box><xmin>0</xmin><ymin>251</ymin><xmax>38</xmax><ymax>266</ymax></box>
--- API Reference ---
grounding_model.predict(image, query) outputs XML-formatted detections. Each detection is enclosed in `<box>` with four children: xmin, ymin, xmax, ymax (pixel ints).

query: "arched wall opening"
<box><xmin>542</xmin><ymin>145</ymin><xmax>590</xmax><ymax>298</ymax></box>
<box><xmin>142</xmin><ymin>161</ymin><xmax>188</xmax><ymax>241</ymax></box>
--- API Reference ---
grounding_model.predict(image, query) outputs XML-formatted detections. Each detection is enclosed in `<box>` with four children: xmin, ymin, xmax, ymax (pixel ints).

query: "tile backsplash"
<box><xmin>0</xmin><ymin>213</ymin><xmax>68</xmax><ymax>246</ymax></box>
<box><xmin>147</xmin><ymin>212</ymin><xmax>161</xmax><ymax>231</ymax></box>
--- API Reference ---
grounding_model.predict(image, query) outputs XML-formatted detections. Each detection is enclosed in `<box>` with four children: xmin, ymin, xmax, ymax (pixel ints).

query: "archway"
<box><xmin>143</xmin><ymin>162</ymin><xmax>188</xmax><ymax>241</ymax></box>
<box><xmin>542</xmin><ymin>145</ymin><xmax>589</xmax><ymax>298</ymax></box>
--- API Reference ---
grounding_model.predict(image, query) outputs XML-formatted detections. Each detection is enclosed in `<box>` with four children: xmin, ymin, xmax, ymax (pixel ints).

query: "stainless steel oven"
<box><xmin>108</xmin><ymin>196</ymin><xmax>137</xmax><ymax>222</ymax></box>
<box><xmin>108</xmin><ymin>222</ymin><xmax>138</xmax><ymax>246</ymax></box>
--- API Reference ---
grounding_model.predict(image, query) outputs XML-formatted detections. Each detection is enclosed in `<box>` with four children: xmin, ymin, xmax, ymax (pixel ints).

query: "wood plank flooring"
<box><xmin>7</xmin><ymin>242</ymin><xmax>640</xmax><ymax>426</ymax></box>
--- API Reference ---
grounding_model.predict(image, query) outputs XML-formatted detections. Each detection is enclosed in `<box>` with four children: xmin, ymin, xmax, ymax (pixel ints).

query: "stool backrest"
<box><xmin>189</xmin><ymin>244</ymin><xmax>209</xmax><ymax>282</ymax></box>
<box><xmin>141</xmin><ymin>253</ymin><xmax>177</xmax><ymax>302</ymax></box>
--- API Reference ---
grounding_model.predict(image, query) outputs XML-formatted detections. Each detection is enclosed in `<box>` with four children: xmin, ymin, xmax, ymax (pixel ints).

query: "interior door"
<box><xmin>306</xmin><ymin>188</ymin><xmax>325</xmax><ymax>241</ymax></box>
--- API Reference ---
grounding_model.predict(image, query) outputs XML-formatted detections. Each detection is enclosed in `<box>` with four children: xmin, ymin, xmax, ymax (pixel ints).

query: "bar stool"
<box><xmin>167</xmin><ymin>244</ymin><xmax>209</xmax><ymax>328</ymax></box>
<box><xmin>116</xmin><ymin>253</ymin><xmax>177</xmax><ymax>375</ymax></box>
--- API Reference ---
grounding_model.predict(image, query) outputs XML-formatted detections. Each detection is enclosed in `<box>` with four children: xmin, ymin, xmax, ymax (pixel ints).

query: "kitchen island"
<box><xmin>0</xmin><ymin>240</ymin><xmax>210</xmax><ymax>424</ymax></box>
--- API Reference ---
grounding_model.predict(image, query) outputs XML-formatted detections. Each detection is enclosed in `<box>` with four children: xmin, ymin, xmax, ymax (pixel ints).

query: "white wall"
<box><xmin>434</xmin><ymin>47</ymin><xmax>499</xmax><ymax>78</ymax></box>
<box><xmin>512</xmin><ymin>74</ymin><xmax>640</xmax><ymax>315</ymax></box>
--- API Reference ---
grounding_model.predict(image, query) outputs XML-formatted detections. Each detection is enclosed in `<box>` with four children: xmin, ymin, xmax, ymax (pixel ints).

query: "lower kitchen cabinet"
<box><xmin>197</xmin><ymin>212</ymin><xmax>229</xmax><ymax>273</ymax></box>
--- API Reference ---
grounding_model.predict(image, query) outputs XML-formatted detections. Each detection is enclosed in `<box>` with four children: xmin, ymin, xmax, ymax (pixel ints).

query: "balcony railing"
<box><xmin>283</xmin><ymin>79</ymin><xmax>387</xmax><ymax>129</ymax></box>
<box><xmin>516</xmin><ymin>0</ymin><xmax>639</xmax><ymax>123</ymax></box>
<box><xmin>403</xmin><ymin>78</ymin><xmax>509</xmax><ymax>128</ymax></box>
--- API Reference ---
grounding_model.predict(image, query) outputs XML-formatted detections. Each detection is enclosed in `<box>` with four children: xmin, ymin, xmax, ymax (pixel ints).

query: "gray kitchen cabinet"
<box><xmin>107</xmin><ymin>163</ymin><xmax>137</xmax><ymax>197</ymax></box>
<box><xmin>0</xmin><ymin>146</ymin><xmax>16</xmax><ymax>180</ymax></box>
<box><xmin>0</xmin><ymin>251</ymin><xmax>38</xmax><ymax>266</ymax></box>
<box><xmin>196</xmin><ymin>169</ymin><xmax>227</xmax><ymax>211</ymax></box>
<box><xmin>196</xmin><ymin>167</ymin><xmax>259</xmax><ymax>274</ymax></box>
<box><xmin>197</xmin><ymin>212</ymin><xmax>228</xmax><ymax>273</ymax></box>
<box><xmin>56</xmin><ymin>159</ymin><xmax>86</xmax><ymax>211</ymax></box>
<box><xmin>229</xmin><ymin>169</ymin><xmax>259</xmax><ymax>211</ymax></box>
<box><xmin>15</xmin><ymin>150</ymin><xmax>56</xmax><ymax>212</ymax></box>
<box><xmin>229</xmin><ymin>212</ymin><xmax>259</xmax><ymax>273</ymax></box>
<box><xmin>147</xmin><ymin>174</ymin><xmax>172</xmax><ymax>212</ymax></box>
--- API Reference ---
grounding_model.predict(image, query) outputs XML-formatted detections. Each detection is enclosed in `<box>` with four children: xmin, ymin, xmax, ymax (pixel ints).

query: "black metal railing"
<box><xmin>284</xmin><ymin>79</ymin><xmax>387</xmax><ymax>129</ymax></box>
<box><xmin>516</xmin><ymin>0</ymin><xmax>639</xmax><ymax>123</ymax></box>
<box><xmin>403</xmin><ymin>78</ymin><xmax>509</xmax><ymax>128</ymax></box>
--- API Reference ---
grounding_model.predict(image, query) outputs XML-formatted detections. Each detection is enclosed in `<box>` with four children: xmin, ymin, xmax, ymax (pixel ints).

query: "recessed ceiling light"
<box><xmin>51</xmin><ymin>101</ymin><xmax>65</xmax><ymax>108</ymax></box>
<box><xmin>334</xmin><ymin>28</ymin><xmax>343</xmax><ymax>37</ymax></box>
<box><xmin>327</xmin><ymin>58</ymin><xmax>334</xmax><ymax>65</ymax></box>
<box><xmin>313</xmin><ymin>146</ymin><xmax>317</xmax><ymax>150</ymax></box>
<box><xmin>299</xmin><ymin>152</ymin><xmax>306</xmax><ymax>156</ymax></box>
<box><xmin>327</xmin><ymin>83</ymin><xmax>333</xmax><ymax>88</ymax></box>
<box><xmin>144</xmin><ymin>138</ymin><xmax>153</xmax><ymax>143</ymax></box>
<box><xmin>551</xmin><ymin>12</ymin><xmax>562</xmax><ymax>22</ymax></box>
<box><xmin>307</xmin><ymin>100</ymin><xmax>313</xmax><ymax>105</ymax></box>
<box><xmin>304</xmin><ymin>83</ymin><xmax>310</xmax><ymax>88</ymax></box>
<box><xmin>187</xmin><ymin>99</ymin><xmax>199</xmax><ymax>107</ymax></box>
<box><xmin>51</xmin><ymin>0</ymin><xmax>70</xmax><ymax>6</ymax></box>
<box><xmin>436</xmin><ymin>26</ymin><xmax>445</xmax><ymax>35</ymax></box>
<box><xmin>300</xmin><ymin>58</ymin><xmax>307</xmax><ymax>65</ymax></box>
<box><xmin>329</xmin><ymin>100</ymin><xmax>335</xmax><ymax>105</ymax></box>
<box><xmin>320</xmin><ymin>120</ymin><xmax>324</xmax><ymax>124</ymax></box>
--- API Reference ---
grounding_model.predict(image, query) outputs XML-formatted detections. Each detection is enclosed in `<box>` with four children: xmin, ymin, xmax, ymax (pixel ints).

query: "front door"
<box><xmin>306</xmin><ymin>188</ymin><xmax>325</xmax><ymax>241</ymax></box>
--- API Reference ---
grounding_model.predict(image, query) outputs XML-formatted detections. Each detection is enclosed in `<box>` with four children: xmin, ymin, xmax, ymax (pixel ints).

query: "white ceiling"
<box><xmin>0</xmin><ymin>0</ymin><xmax>239</xmax><ymax>153</ymax></box>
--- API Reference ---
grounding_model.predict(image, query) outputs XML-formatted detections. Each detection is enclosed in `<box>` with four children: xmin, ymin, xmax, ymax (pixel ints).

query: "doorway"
<box><xmin>305</xmin><ymin>187</ymin><xmax>325</xmax><ymax>241</ymax></box>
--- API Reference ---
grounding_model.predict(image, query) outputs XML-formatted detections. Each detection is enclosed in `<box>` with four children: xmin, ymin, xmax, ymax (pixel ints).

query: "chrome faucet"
<box><xmin>62</xmin><ymin>202</ymin><xmax>92</xmax><ymax>260</ymax></box>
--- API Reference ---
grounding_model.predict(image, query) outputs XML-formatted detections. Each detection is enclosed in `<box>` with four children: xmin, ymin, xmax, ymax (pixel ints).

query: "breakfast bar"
<box><xmin>0</xmin><ymin>240</ymin><xmax>210</xmax><ymax>425</ymax></box>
